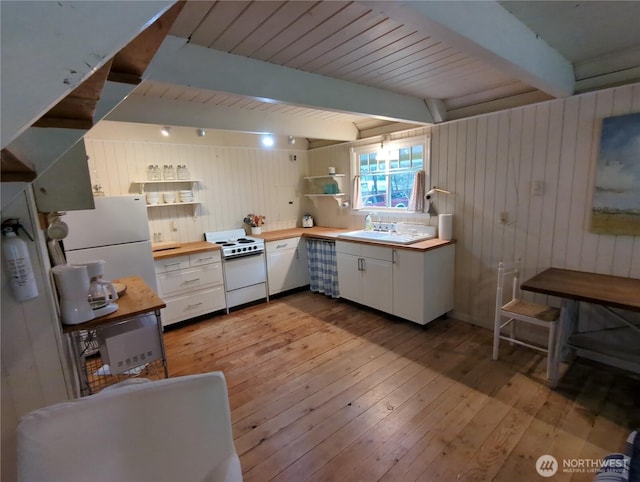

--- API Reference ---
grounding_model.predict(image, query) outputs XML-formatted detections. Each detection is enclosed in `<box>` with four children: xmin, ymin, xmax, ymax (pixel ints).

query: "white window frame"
<box><xmin>351</xmin><ymin>134</ymin><xmax>430</xmax><ymax>213</ymax></box>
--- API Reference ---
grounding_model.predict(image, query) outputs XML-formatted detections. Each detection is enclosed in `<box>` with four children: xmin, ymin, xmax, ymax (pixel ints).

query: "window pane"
<box><xmin>356</xmin><ymin>140</ymin><xmax>426</xmax><ymax>210</ymax></box>
<box><xmin>411</xmin><ymin>146</ymin><xmax>423</xmax><ymax>169</ymax></box>
<box><xmin>399</xmin><ymin>148</ymin><xmax>411</xmax><ymax>164</ymax></box>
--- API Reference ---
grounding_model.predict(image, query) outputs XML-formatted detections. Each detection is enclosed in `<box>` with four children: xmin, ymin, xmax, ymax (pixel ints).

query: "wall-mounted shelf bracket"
<box><xmin>305</xmin><ymin>193</ymin><xmax>346</xmax><ymax>206</ymax></box>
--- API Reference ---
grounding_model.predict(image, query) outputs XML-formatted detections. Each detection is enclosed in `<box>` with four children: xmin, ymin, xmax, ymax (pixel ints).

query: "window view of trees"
<box><xmin>358</xmin><ymin>144</ymin><xmax>424</xmax><ymax>209</ymax></box>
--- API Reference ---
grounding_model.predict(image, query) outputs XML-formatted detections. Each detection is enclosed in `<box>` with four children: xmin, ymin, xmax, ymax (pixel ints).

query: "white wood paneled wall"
<box><xmin>84</xmin><ymin>135</ymin><xmax>309</xmax><ymax>242</ymax></box>
<box><xmin>430</xmin><ymin>83</ymin><xmax>640</xmax><ymax>329</ymax></box>
<box><xmin>308</xmin><ymin>83</ymin><xmax>639</xmax><ymax>332</ymax></box>
<box><xmin>1</xmin><ymin>188</ymin><xmax>71</xmax><ymax>482</ymax></box>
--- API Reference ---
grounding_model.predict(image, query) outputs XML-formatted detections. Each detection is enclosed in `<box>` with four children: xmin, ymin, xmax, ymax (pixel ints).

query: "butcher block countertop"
<box><xmin>62</xmin><ymin>276</ymin><xmax>165</xmax><ymax>334</ymax></box>
<box><xmin>152</xmin><ymin>241</ymin><xmax>219</xmax><ymax>260</ymax></box>
<box><xmin>152</xmin><ymin>227</ymin><xmax>455</xmax><ymax>260</ymax></box>
<box><xmin>256</xmin><ymin>227</ymin><xmax>455</xmax><ymax>252</ymax></box>
<box><xmin>257</xmin><ymin>227</ymin><xmax>351</xmax><ymax>242</ymax></box>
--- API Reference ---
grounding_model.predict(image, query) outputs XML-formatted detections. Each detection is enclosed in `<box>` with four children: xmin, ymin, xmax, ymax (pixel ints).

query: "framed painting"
<box><xmin>590</xmin><ymin>112</ymin><xmax>640</xmax><ymax>236</ymax></box>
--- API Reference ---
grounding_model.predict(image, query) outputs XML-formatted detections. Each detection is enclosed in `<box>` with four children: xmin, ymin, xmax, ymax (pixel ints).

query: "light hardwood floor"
<box><xmin>162</xmin><ymin>291</ymin><xmax>640</xmax><ymax>482</ymax></box>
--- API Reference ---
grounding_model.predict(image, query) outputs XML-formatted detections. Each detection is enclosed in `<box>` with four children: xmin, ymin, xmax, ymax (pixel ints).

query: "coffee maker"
<box><xmin>84</xmin><ymin>260</ymin><xmax>118</xmax><ymax>311</ymax></box>
<box><xmin>52</xmin><ymin>260</ymin><xmax>118</xmax><ymax>325</ymax></box>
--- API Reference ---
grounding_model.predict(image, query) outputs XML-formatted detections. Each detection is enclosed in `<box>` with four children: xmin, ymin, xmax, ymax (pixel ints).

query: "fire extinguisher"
<box><xmin>1</xmin><ymin>218</ymin><xmax>39</xmax><ymax>302</ymax></box>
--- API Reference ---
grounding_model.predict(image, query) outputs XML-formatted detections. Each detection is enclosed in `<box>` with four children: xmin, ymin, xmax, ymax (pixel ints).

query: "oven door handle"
<box><xmin>224</xmin><ymin>251</ymin><xmax>264</xmax><ymax>260</ymax></box>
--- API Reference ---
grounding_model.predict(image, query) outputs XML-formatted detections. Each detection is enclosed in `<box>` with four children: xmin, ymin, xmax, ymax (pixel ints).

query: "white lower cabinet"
<box><xmin>336</xmin><ymin>241</ymin><xmax>393</xmax><ymax>314</ymax></box>
<box><xmin>266</xmin><ymin>237</ymin><xmax>309</xmax><ymax>296</ymax></box>
<box><xmin>392</xmin><ymin>243</ymin><xmax>455</xmax><ymax>325</ymax></box>
<box><xmin>336</xmin><ymin>240</ymin><xmax>455</xmax><ymax>325</ymax></box>
<box><xmin>155</xmin><ymin>251</ymin><xmax>226</xmax><ymax>327</ymax></box>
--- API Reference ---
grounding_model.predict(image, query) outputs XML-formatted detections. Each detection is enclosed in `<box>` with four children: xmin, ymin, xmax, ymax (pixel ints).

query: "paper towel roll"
<box><xmin>438</xmin><ymin>214</ymin><xmax>453</xmax><ymax>241</ymax></box>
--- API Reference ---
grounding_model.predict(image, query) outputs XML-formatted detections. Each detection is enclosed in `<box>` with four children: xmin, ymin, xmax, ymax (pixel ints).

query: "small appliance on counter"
<box><xmin>51</xmin><ymin>262</ymin><xmax>119</xmax><ymax>325</ymax></box>
<box><xmin>302</xmin><ymin>214</ymin><xmax>314</xmax><ymax>228</ymax></box>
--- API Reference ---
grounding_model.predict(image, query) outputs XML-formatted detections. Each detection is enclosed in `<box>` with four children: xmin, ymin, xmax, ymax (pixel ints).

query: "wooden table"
<box><xmin>521</xmin><ymin>268</ymin><xmax>640</xmax><ymax>387</ymax></box>
<box><xmin>63</xmin><ymin>276</ymin><xmax>168</xmax><ymax>396</ymax></box>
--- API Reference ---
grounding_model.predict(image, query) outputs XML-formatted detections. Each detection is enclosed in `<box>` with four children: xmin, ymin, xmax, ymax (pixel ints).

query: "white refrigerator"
<box><xmin>63</xmin><ymin>196</ymin><xmax>158</xmax><ymax>292</ymax></box>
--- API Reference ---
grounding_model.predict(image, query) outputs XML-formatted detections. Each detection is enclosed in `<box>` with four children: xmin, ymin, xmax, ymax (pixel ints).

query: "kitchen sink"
<box><xmin>337</xmin><ymin>228</ymin><xmax>436</xmax><ymax>245</ymax></box>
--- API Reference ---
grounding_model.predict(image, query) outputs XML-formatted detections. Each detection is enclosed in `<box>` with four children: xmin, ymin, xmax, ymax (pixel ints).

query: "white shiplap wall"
<box><xmin>431</xmin><ymin>83</ymin><xmax>640</xmax><ymax>328</ymax></box>
<box><xmin>84</xmin><ymin>125</ymin><xmax>310</xmax><ymax>241</ymax></box>
<box><xmin>308</xmin><ymin>84</ymin><xmax>640</xmax><ymax>331</ymax></box>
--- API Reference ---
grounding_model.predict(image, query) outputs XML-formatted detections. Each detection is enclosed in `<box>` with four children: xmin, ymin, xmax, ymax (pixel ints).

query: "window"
<box><xmin>354</xmin><ymin>136</ymin><xmax>429</xmax><ymax>210</ymax></box>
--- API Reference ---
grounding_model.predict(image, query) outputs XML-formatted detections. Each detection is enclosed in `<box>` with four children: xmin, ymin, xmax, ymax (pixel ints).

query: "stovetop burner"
<box><xmin>204</xmin><ymin>229</ymin><xmax>265</xmax><ymax>258</ymax></box>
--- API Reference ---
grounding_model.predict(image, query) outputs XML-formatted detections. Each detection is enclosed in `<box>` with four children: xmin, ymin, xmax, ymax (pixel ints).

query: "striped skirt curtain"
<box><xmin>306</xmin><ymin>239</ymin><xmax>340</xmax><ymax>298</ymax></box>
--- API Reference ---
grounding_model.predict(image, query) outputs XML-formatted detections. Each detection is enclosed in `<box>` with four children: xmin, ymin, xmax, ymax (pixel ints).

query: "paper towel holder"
<box><xmin>425</xmin><ymin>186</ymin><xmax>453</xmax><ymax>216</ymax></box>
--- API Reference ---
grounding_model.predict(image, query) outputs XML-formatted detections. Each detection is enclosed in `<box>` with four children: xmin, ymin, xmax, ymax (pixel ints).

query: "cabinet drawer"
<box><xmin>155</xmin><ymin>255</ymin><xmax>190</xmax><ymax>273</ymax></box>
<box><xmin>158</xmin><ymin>263</ymin><xmax>222</xmax><ymax>296</ymax></box>
<box><xmin>267</xmin><ymin>237</ymin><xmax>300</xmax><ymax>251</ymax></box>
<box><xmin>189</xmin><ymin>251</ymin><xmax>220</xmax><ymax>267</ymax></box>
<box><xmin>161</xmin><ymin>286</ymin><xmax>226</xmax><ymax>326</ymax></box>
<box><xmin>335</xmin><ymin>240</ymin><xmax>392</xmax><ymax>261</ymax></box>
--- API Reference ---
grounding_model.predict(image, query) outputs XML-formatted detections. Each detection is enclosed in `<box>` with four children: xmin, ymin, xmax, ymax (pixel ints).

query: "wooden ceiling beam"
<box><xmin>363</xmin><ymin>1</ymin><xmax>575</xmax><ymax>99</ymax></box>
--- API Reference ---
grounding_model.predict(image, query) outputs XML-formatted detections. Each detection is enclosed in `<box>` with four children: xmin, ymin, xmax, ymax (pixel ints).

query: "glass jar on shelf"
<box><xmin>163</xmin><ymin>164</ymin><xmax>176</xmax><ymax>180</ymax></box>
<box><xmin>147</xmin><ymin>165</ymin><xmax>162</xmax><ymax>181</ymax></box>
<box><xmin>177</xmin><ymin>164</ymin><xmax>190</xmax><ymax>180</ymax></box>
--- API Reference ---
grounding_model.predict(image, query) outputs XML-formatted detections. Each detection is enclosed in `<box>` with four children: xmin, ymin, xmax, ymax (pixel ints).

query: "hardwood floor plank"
<box><xmin>337</xmin><ymin>345</ymin><xmax>518</xmax><ymax>482</ymax></box>
<box><xmin>270</xmin><ymin>329</ymin><xmax>486</xmax><ymax>482</ymax></box>
<box><xmin>240</xmin><ymin>323</ymin><xmax>471</xmax><ymax>475</ymax></box>
<box><xmin>160</xmin><ymin>291</ymin><xmax>640</xmax><ymax>482</ymax></box>
<box><xmin>402</xmin><ymin>354</ymin><xmax>540</xmax><ymax>481</ymax></box>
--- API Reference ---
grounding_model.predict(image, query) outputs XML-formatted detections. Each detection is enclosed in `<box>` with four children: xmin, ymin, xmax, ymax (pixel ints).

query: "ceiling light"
<box><xmin>262</xmin><ymin>134</ymin><xmax>274</xmax><ymax>147</ymax></box>
<box><xmin>196</xmin><ymin>128</ymin><xmax>206</xmax><ymax>137</ymax></box>
<box><xmin>288</xmin><ymin>135</ymin><xmax>296</xmax><ymax>145</ymax></box>
<box><xmin>160</xmin><ymin>126</ymin><xmax>171</xmax><ymax>137</ymax></box>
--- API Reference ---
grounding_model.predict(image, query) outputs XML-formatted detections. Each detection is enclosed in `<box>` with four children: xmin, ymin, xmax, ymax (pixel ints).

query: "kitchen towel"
<box><xmin>438</xmin><ymin>214</ymin><xmax>453</xmax><ymax>241</ymax></box>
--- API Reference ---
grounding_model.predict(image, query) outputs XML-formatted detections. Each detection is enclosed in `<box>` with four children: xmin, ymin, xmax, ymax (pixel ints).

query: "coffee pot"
<box><xmin>83</xmin><ymin>260</ymin><xmax>118</xmax><ymax>311</ymax></box>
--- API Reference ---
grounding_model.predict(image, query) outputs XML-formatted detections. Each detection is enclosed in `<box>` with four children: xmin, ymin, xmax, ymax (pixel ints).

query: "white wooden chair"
<box><xmin>493</xmin><ymin>260</ymin><xmax>560</xmax><ymax>380</ymax></box>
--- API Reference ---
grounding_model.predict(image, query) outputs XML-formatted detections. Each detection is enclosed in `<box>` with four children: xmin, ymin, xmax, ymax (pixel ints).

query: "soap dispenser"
<box><xmin>364</xmin><ymin>213</ymin><xmax>373</xmax><ymax>231</ymax></box>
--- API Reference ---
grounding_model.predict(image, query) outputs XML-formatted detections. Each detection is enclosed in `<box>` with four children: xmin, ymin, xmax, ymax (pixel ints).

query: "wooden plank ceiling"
<box><xmin>128</xmin><ymin>0</ymin><xmax>640</xmax><ymax>141</ymax></box>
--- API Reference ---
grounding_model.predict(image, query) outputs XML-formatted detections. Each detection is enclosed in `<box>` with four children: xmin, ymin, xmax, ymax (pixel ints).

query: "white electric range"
<box><xmin>204</xmin><ymin>229</ymin><xmax>268</xmax><ymax>309</ymax></box>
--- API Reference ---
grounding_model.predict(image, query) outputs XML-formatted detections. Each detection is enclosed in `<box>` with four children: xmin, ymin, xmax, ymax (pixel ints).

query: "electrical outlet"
<box><xmin>289</xmin><ymin>154</ymin><xmax>297</xmax><ymax>162</ymax></box>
